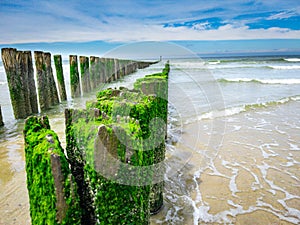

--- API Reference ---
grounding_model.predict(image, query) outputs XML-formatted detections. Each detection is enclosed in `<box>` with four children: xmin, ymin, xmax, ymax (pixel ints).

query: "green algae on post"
<box><xmin>69</xmin><ymin>55</ymin><xmax>81</xmax><ymax>98</ymax></box>
<box><xmin>24</xmin><ymin>116</ymin><xmax>81</xmax><ymax>225</ymax></box>
<box><xmin>54</xmin><ymin>55</ymin><xmax>67</xmax><ymax>101</ymax></box>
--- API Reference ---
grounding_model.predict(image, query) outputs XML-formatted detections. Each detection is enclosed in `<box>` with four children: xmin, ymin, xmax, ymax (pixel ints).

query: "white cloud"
<box><xmin>267</xmin><ymin>11</ymin><xmax>297</xmax><ymax>20</ymax></box>
<box><xmin>0</xmin><ymin>0</ymin><xmax>300</xmax><ymax>44</ymax></box>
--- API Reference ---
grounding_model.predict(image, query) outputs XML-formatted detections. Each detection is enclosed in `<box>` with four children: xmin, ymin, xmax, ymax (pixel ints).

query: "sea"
<box><xmin>0</xmin><ymin>55</ymin><xmax>299</xmax><ymax>224</ymax></box>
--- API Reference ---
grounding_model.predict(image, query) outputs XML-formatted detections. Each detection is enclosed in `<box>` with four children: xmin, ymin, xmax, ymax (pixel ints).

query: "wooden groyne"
<box><xmin>1</xmin><ymin>47</ymin><xmax>155</xmax><ymax>122</ymax></box>
<box><xmin>23</xmin><ymin>62</ymin><xmax>169</xmax><ymax>224</ymax></box>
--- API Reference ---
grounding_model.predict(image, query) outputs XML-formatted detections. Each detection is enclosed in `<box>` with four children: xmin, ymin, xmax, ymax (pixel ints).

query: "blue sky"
<box><xmin>0</xmin><ymin>0</ymin><xmax>300</xmax><ymax>55</ymax></box>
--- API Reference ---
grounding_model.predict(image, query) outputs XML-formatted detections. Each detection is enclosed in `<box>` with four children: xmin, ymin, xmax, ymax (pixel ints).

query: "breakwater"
<box><xmin>23</xmin><ymin>62</ymin><xmax>169</xmax><ymax>224</ymax></box>
<box><xmin>1</xmin><ymin>48</ymin><xmax>155</xmax><ymax>120</ymax></box>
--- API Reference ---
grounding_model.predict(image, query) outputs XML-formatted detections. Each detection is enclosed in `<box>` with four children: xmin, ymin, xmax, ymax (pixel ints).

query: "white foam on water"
<box><xmin>233</xmin><ymin>125</ymin><xmax>242</xmax><ymax>131</ymax></box>
<box><xmin>284</xmin><ymin>58</ymin><xmax>300</xmax><ymax>62</ymax></box>
<box><xmin>260</xmin><ymin>79</ymin><xmax>300</xmax><ymax>84</ymax></box>
<box><xmin>269</xmin><ymin>65</ymin><xmax>300</xmax><ymax>70</ymax></box>
<box><xmin>289</xmin><ymin>143</ymin><xmax>300</xmax><ymax>151</ymax></box>
<box><xmin>219</xmin><ymin>77</ymin><xmax>300</xmax><ymax>84</ymax></box>
<box><xmin>275</xmin><ymin>125</ymin><xmax>286</xmax><ymax>134</ymax></box>
<box><xmin>207</xmin><ymin>60</ymin><xmax>220</xmax><ymax>65</ymax></box>
<box><xmin>229</xmin><ymin>168</ymin><xmax>239</xmax><ymax>197</ymax></box>
<box><xmin>198</xmin><ymin>106</ymin><xmax>246</xmax><ymax>120</ymax></box>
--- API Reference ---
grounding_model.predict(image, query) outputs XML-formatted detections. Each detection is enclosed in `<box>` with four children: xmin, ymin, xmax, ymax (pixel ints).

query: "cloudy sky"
<box><xmin>1</xmin><ymin>0</ymin><xmax>300</xmax><ymax>55</ymax></box>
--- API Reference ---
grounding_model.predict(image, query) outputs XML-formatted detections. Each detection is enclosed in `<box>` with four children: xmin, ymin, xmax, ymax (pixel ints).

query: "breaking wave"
<box><xmin>198</xmin><ymin>95</ymin><xmax>300</xmax><ymax>120</ymax></box>
<box><xmin>218</xmin><ymin>78</ymin><xmax>300</xmax><ymax>85</ymax></box>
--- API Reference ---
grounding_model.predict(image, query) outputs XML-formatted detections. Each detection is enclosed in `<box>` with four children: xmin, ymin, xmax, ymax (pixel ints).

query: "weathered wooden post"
<box><xmin>114</xmin><ymin>58</ymin><xmax>119</xmax><ymax>80</ymax></box>
<box><xmin>94</xmin><ymin>57</ymin><xmax>101</xmax><ymax>87</ymax></box>
<box><xmin>2</xmin><ymin>48</ymin><xmax>26</xmax><ymax>118</ymax></box>
<box><xmin>90</xmin><ymin>56</ymin><xmax>96</xmax><ymax>90</ymax></box>
<box><xmin>2</xmin><ymin>48</ymin><xmax>38</xmax><ymax>119</ymax></box>
<box><xmin>0</xmin><ymin>105</ymin><xmax>4</xmax><ymax>126</ymax></box>
<box><xmin>35</xmin><ymin>51</ymin><xmax>49</xmax><ymax>111</ymax></box>
<box><xmin>34</xmin><ymin>51</ymin><xmax>46</xmax><ymax>111</ymax></box>
<box><xmin>69</xmin><ymin>55</ymin><xmax>81</xmax><ymax>98</ymax></box>
<box><xmin>100</xmin><ymin>58</ymin><xmax>106</xmax><ymax>83</ymax></box>
<box><xmin>108</xmin><ymin>58</ymin><xmax>114</xmax><ymax>82</ymax></box>
<box><xmin>80</xmin><ymin>56</ymin><xmax>91</xmax><ymax>93</ymax></box>
<box><xmin>25</xmin><ymin>51</ymin><xmax>39</xmax><ymax>115</ymax></box>
<box><xmin>43</xmin><ymin>52</ymin><xmax>59</xmax><ymax>106</ymax></box>
<box><xmin>54</xmin><ymin>55</ymin><xmax>67</xmax><ymax>101</ymax></box>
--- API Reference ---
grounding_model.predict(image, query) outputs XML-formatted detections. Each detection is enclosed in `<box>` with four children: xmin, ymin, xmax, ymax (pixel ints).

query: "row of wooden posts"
<box><xmin>0</xmin><ymin>48</ymin><xmax>154</xmax><ymax>122</ymax></box>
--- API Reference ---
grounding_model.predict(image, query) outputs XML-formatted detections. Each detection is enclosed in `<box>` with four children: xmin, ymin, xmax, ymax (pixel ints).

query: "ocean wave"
<box><xmin>218</xmin><ymin>78</ymin><xmax>300</xmax><ymax>85</ymax></box>
<box><xmin>268</xmin><ymin>65</ymin><xmax>300</xmax><ymax>70</ymax></box>
<box><xmin>283</xmin><ymin>58</ymin><xmax>300</xmax><ymax>62</ymax></box>
<box><xmin>207</xmin><ymin>60</ymin><xmax>220</xmax><ymax>65</ymax></box>
<box><xmin>198</xmin><ymin>95</ymin><xmax>300</xmax><ymax>120</ymax></box>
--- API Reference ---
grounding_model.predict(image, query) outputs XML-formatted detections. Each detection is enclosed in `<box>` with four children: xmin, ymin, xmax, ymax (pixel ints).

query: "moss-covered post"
<box><xmin>44</xmin><ymin>52</ymin><xmax>59</xmax><ymax>106</ymax></box>
<box><xmin>0</xmin><ymin>105</ymin><xmax>4</xmax><ymax>126</ymax></box>
<box><xmin>133</xmin><ymin>62</ymin><xmax>170</xmax><ymax>214</ymax></box>
<box><xmin>80</xmin><ymin>56</ymin><xmax>91</xmax><ymax>93</ymax></box>
<box><xmin>65</xmin><ymin>109</ymin><xmax>96</xmax><ymax>225</ymax></box>
<box><xmin>24</xmin><ymin>116</ymin><xmax>81</xmax><ymax>224</ymax></box>
<box><xmin>69</xmin><ymin>55</ymin><xmax>81</xmax><ymax>98</ymax></box>
<box><xmin>54</xmin><ymin>55</ymin><xmax>67</xmax><ymax>101</ymax></box>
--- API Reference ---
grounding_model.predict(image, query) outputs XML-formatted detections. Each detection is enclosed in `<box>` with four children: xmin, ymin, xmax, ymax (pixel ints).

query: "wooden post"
<box><xmin>43</xmin><ymin>52</ymin><xmax>59</xmax><ymax>106</ymax></box>
<box><xmin>2</xmin><ymin>48</ymin><xmax>26</xmax><ymax>118</ymax></box>
<box><xmin>50</xmin><ymin>154</ymin><xmax>68</xmax><ymax>223</ymax></box>
<box><xmin>100</xmin><ymin>58</ymin><xmax>106</xmax><ymax>83</ymax></box>
<box><xmin>80</xmin><ymin>56</ymin><xmax>91</xmax><ymax>93</ymax></box>
<box><xmin>94</xmin><ymin>57</ymin><xmax>101</xmax><ymax>87</ymax></box>
<box><xmin>25</xmin><ymin>51</ymin><xmax>39</xmax><ymax>115</ymax></box>
<box><xmin>0</xmin><ymin>105</ymin><xmax>4</xmax><ymax>126</ymax></box>
<box><xmin>90</xmin><ymin>56</ymin><xmax>96</xmax><ymax>90</ymax></box>
<box><xmin>54</xmin><ymin>55</ymin><xmax>67</xmax><ymax>101</ymax></box>
<box><xmin>69</xmin><ymin>55</ymin><xmax>81</xmax><ymax>98</ymax></box>
<box><xmin>114</xmin><ymin>58</ymin><xmax>119</xmax><ymax>80</ymax></box>
<box><xmin>34</xmin><ymin>51</ymin><xmax>49</xmax><ymax>111</ymax></box>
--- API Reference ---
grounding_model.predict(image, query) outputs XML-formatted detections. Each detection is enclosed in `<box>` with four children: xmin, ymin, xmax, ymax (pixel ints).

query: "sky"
<box><xmin>0</xmin><ymin>0</ymin><xmax>300</xmax><ymax>56</ymax></box>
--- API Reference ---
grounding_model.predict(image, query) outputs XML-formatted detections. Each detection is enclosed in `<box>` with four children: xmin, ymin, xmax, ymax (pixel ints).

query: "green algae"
<box><xmin>24</xmin><ymin>62</ymin><xmax>169</xmax><ymax>224</ymax></box>
<box><xmin>24</xmin><ymin>116</ymin><xmax>81</xmax><ymax>225</ymax></box>
<box><xmin>54</xmin><ymin>55</ymin><xmax>67</xmax><ymax>101</ymax></box>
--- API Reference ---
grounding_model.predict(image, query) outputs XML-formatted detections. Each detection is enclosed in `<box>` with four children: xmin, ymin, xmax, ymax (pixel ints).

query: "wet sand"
<box><xmin>152</xmin><ymin>100</ymin><xmax>300</xmax><ymax>224</ymax></box>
